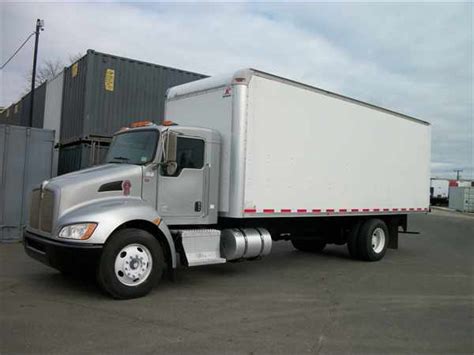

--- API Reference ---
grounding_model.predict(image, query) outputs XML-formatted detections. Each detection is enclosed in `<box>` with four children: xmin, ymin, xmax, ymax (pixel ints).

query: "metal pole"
<box><xmin>29</xmin><ymin>19</ymin><xmax>44</xmax><ymax>127</ymax></box>
<box><xmin>453</xmin><ymin>169</ymin><xmax>463</xmax><ymax>180</ymax></box>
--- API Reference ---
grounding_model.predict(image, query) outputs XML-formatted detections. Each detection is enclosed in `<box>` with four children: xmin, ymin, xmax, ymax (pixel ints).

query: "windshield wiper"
<box><xmin>110</xmin><ymin>156</ymin><xmax>130</xmax><ymax>163</ymax></box>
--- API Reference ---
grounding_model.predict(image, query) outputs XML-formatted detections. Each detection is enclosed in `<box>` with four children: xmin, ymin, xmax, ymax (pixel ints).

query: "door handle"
<box><xmin>194</xmin><ymin>201</ymin><xmax>202</xmax><ymax>212</ymax></box>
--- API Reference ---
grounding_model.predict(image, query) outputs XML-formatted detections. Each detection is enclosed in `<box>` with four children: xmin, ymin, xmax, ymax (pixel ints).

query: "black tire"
<box><xmin>97</xmin><ymin>228</ymin><xmax>165</xmax><ymax>299</ymax></box>
<box><xmin>357</xmin><ymin>219</ymin><xmax>389</xmax><ymax>261</ymax></box>
<box><xmin>347</xmin><ymin>221</ymin><xmax>362</xmax><ymax>259</ymax></box>
<box><xmin>291</xmin><ymin>239</ymin><xmax>326</xmax><ymax>253</ymax></box>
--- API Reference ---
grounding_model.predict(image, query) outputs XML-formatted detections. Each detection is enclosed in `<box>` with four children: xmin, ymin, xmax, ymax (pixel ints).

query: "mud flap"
<box><xmin>387</xmin><ymin>218</ymin><xmax>400</xmax><ymax>250</ymax></box>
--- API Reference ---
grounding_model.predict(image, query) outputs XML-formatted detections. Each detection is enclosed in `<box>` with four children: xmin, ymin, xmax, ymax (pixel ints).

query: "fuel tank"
<box><xmin>220</xmin><ymin>228</ymin><xmax>272</xmax><ymax>261</ymax></box>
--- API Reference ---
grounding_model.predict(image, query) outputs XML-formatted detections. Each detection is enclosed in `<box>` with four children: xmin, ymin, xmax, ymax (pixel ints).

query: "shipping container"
<box><xmin>43</xmin><ymin>72</ymin><xmax>65</xmax><ymax>176</ymax></box>
<box><xmin>0</xmin><ymin>105</ymin><xmax>14</xmax><ymax>124</ymax></box>
<box><xmin>58</xmin><ymin>139</ymin><xmax>110</xmax><ymax>175</ymax></box>
<box><xmin>448</xmin><ymin>186</ymin><xmax>474</xmax><ymax>212</ymax></box>
<box><xmin>19</xmin><ymin>82</ymin><xmax>47</xmax><ymax>128</ymax></box>
<box><xmin>0</xmin><ymin>84</ymin><xmax>47</xmax><ymax>128</ymax></box>
<box><xmin>0</xmin><ymin>103</ymin><xmax>22</xmax><ymax>126</ymax></box>
<box><xmin>60</xmin><ymin>50</ymin><xmax>207</xmax><ymax>143</ymax></box>
<box><xmin>0</xmin><ymin>125</ymin><xmax>55</xmax><ymax>241</ymax></box>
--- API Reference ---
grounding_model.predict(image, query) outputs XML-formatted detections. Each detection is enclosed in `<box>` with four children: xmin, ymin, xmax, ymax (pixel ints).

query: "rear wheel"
<box><xmin>291</xmin><ymin>239</ymin><xmax>326</xmax><ymax>253</ymax></box>
<box><xmin>356</xmin><ymin>219</ymin><xmax>389</xmax><ymax>261</ymax></box>
<box><xmin>97</xmin><ymin>228</ymin><xmax>165</xmax><ymax>299</ymax></box>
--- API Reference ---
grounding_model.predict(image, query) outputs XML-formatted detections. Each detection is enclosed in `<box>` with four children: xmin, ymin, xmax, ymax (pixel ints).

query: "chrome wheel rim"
<box><xmin>371</xmin><ymin>227</ymin><xmax>386</xmax><ymax>254</ymax></box>
<box><xmin>114</xmin><ymin>243</ymin><xmax>153</xmax><ymax>286</ymax></box>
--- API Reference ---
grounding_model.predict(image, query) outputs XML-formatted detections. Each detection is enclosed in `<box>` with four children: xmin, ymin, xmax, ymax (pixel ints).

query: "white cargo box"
<box><xmin>166</xmin><ymin>69</ymin><xmax>431</xmax><ymax>218</ymax></box>
<box><xmin>430</xmin><ymin>179</ymin><xmax>450</xmax><ymax>199</ymax></box>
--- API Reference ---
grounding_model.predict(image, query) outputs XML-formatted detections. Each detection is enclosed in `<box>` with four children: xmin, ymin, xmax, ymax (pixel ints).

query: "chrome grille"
<box><xmin>40</xmin><ymin>190</ymin><xmax>55</xmax><ymax>233</ymax></box>
<box><xmin>29</xmin><ymin>189</ymin><xmax>41</xmax><ymax>229</ymax></box>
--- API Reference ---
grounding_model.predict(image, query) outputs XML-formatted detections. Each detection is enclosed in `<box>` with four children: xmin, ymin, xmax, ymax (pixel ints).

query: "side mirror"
<box><xmin>163</xmin><ymin>131</ymin><xmax>178</xmax><ymax>175</ymax></box>
<box><xmin>165</xmin><ymin>131</ymin><xmax>177</xmax><ymax>162</ymax></box>
<box><xmin>165</xmin><ymin>161</ymin><xmax>178</xmax><ymax>176</ymax></box>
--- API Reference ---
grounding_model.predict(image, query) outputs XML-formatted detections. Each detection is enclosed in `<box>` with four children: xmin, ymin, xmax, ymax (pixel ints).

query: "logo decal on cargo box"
<box><xmin>105</xmin><ymin>68</ymin><xmax>115</xmax><ymax>92</ymax></box>
<box><xmin>223</xmin><ymin>86</ymin><xmax>232</xmax><ymax>98</ymax></box>
<box><xmin>122</xmin><ymin>180</ymin><xmax>131</xmax><ymax>196</ymax></box>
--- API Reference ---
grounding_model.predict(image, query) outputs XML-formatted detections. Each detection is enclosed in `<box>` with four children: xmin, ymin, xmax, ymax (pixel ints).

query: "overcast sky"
<box><xmin>1</xmin><ymin>1</ymin><xmax>472</xmax><ymax>179</ymax></box>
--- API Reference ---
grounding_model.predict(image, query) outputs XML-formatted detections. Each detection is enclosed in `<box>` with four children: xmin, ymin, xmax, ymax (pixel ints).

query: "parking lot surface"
<box><xmin>1</xmin><ymin>209</ymin><xmax>473</xmax><ymax>354</ymax></box>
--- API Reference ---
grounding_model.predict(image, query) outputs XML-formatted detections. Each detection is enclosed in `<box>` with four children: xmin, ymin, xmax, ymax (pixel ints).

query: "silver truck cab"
<box><xmin>24</xmin><ymin>121</ymin><xmax>223</xmax><ymax>298</ymax></box>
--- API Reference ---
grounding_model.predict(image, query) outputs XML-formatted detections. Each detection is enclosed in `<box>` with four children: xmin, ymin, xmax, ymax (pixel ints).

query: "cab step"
<box><xmin>173</xmin><ymin>229</ymin><xmax>226</xmax><ymax>267</ymax></box>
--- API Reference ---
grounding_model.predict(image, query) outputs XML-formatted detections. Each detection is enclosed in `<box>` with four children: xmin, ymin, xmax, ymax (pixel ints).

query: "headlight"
<box><xmin>59</xmin><ymin>223</ymin><xmax>97</xmax><ymax>240</ymax></box>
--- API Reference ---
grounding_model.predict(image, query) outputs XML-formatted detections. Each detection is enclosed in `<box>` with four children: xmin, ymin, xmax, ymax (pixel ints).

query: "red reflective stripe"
<box><xmin>245</xmin><ymin>207</ymin><xmax>422</xmax><ymax>214</ymax></box>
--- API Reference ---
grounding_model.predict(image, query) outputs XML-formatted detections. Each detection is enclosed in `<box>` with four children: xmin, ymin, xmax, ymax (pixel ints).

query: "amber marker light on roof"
<box><xmin>162</xmin><ymin>120</ymin><xmax>176</xmax><ymax>126</ymax></box>
<box><xmin>130</xmin><ymin>120</ymin><xmax>153</xmax><ymax>128</ymax></box>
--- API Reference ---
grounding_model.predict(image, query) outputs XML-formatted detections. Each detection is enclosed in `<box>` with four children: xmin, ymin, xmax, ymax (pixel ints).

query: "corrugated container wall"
<box><xmin>60</xmin><ymin>50</ymin><xmax>207</xmax><ymax>143</ymax></box>
<box><xmin>448</xmin><ymin>186</ymin><xmax>474</xmax><ymax>212</ymax></box>
<box><xmin>0</xmin><ymin>125</ymin><xmax>55</xmax><ymax>241</ymax></box>
<box><xmin>19</xmin><ymin>82</ymin><xmax>47</xmax><ymax>128</ymax></box>
<box><xmin>0</xmin><ymin>85</ymin><xmax>47</xmax><ymax>128</ymax></box>
<box><xmin>43</xmin><ymin>72</ymin><xmax>65</xmax><ymax>176</ymax></box>
<box><xmin>58</xmin><ymin>141</ymin><xmax>110</xmax><ymax>175</ymax></box>
<box><xmin>0</xmin><ymin>106</ymin><xmax>13</xmax><ymax>124</ymax></box>
<box><xmin>12</xmin><ymin>102</ymin><xmax>22</xmax><ymax>125</ymax></box>
<box><xmin>0</xmin><ymin>102</ymin><xmax>22</xmax><ymax>126</ymax></box>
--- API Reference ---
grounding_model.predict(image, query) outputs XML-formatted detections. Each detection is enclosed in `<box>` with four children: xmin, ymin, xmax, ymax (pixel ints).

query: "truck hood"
<box><xmin>44</xmin><ymin>163</ymin><xmax>143</xmax><ymax>219</ymax></box>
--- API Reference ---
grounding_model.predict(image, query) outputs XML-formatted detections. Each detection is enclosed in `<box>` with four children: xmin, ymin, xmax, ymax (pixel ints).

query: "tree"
<box><xmin>24</xmin><ymin>53</ymin><xmax>83</xmax><ymax>92</ymax></box>
<box><xmin>68</xmin><ymin>52</ymin><xmax>82</xmax><ymax>64</ymax></box>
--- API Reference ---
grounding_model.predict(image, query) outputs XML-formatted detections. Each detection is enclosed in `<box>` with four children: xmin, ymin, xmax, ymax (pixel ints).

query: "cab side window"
<box><xmin>174</xmin><ymin>137</ymin><xmax>205</xmax><ymax>174</ymax></box>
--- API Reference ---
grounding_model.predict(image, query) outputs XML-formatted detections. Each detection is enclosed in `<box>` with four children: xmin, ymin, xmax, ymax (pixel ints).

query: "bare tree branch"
<box><xmin>68</xmin><ymin>52</ymin><xmax>82</xmax><ymax>64</ymax></box>
<box><xmin>24</xmin><ymin>58</ymin><xmax>64</xmax><ymax>92</ymax></box>
<box><xmin>24</xmin><ymin>52</ymin><xmax>84</xmax><ymax>93</ymax></box>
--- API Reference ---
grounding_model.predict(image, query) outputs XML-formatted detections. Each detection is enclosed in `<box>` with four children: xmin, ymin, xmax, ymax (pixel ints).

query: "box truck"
<box><xmin>24</xmin><ymin>69</ymin><xmax>431</xmax><ymax>299</ymax></box>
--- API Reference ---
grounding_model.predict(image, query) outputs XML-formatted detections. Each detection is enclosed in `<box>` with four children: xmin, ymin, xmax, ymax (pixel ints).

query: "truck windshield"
<box><xmin>106</xmin><ymin>130</ymin><xmax>159</xmax><ymax>165</ymax></box>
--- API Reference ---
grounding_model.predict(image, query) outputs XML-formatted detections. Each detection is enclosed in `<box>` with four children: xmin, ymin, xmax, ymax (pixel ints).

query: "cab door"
<box><xmin>157</xmin><ymin>135</ymin><xmax>208</xmax><ymax>224</ymax></box>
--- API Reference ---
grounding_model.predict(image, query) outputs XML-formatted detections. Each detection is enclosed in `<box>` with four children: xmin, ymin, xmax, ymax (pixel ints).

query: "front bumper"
<box><xmin>23</xmin><ymin>230</ymin><xmax>103</xmax><ymax>272</ymax></box>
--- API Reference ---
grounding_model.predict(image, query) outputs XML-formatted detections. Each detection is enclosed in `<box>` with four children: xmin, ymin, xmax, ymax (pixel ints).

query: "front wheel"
<box><xmin>97</xmin><ymin>228</ymin><xmax>165</xmax><ymax>299</ymax></box>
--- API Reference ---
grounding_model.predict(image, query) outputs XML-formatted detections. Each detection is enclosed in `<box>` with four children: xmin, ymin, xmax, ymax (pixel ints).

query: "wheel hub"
<box><xmin>114</xmin><ymin>243</ymin><xmax>153</xmax><ymax>286</ymax></box>
<box><xmin>371</xmin><ymin>227</ymin><xmax>386</xmax><ymax>254</ymax></box>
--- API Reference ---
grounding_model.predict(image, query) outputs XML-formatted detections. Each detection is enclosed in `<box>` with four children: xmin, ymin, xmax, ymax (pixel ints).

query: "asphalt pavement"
<box><xmin>1</xmin><ymin>209</ymin><xmax>473</xmax><ymax>354</ymax></box>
